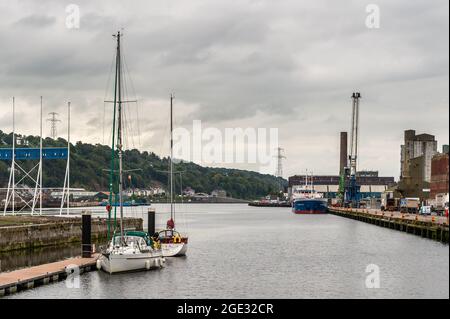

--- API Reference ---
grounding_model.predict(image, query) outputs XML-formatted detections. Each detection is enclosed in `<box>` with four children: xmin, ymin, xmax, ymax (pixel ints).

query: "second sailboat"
<box><xmin>157</xmin><ymin>94</ymin><xmax>189</xmax><ymax>257</ymax></box>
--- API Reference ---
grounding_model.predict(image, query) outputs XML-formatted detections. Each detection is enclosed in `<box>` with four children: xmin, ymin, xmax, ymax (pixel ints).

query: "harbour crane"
<box><xmin>344</xmin><ymin>92</ymin><xmax>362</xmax><ymax>207</ymax></box>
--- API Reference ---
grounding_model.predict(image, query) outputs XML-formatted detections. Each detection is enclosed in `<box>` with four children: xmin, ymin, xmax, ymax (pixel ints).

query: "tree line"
<box><xmin>0</xmin><ymin>130</ymin><xmax>286</xmax><ymax>200</ymax></box>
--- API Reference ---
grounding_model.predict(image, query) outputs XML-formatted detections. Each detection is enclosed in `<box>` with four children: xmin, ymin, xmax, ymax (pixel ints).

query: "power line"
<box><xmin>275</xmin><ymin>147</ymin><xmax>286</xmax><ymax>178</ymax></box>
<box><xmin>47</xmin><ymin>112</ymin><xmax>61</xmax><ymax>139</ymax></box>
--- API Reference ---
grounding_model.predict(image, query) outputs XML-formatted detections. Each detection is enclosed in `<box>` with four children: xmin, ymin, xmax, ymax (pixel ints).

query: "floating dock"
<box><xmin>0</xmin><ymin>254</ymin><xmax>99</xmax><ymax>297</ymax></box>
<box><xmin>329</xmin><ymin>208</ymin><xmax>449</xmax><ymax>243</ymax></box>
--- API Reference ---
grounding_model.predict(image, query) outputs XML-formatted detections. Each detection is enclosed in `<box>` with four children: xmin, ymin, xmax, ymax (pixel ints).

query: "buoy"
<box><xmin>154</xmin><ymin>258</ymin><xmax>160</xmax><ymax>268</ymax></box>
<box><xmin>96</xmin><ymin>260</ymin><xmax>102</xmax><ymax>270</ymax></box>
<box><xmin>160</xmin><ymin>258</ymin><xmax>166</xmax><ymax>267</ymax></box>
<box><xmin>145</xmin><ymin>260</ymin><xmax>151</xmax><ymax>270</ymax></box>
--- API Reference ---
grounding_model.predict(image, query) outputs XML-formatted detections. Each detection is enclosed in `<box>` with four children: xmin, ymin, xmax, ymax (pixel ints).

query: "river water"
<box><xmin>5</xmin><ymin>204</ymin><xmax>449</xmax><ymax>299</ymax></box>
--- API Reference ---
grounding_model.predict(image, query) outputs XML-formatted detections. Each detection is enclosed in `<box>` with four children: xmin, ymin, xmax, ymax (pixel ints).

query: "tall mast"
<box><xmin>116</xmin><ymin>31</ymin><xmax>124</xmax><ymax>242</ymax></box>
<box><xmin>305</xmin><ymin>169</ymin><xmax>308</xmax><ymax>190</ymax></box>
<box><xmin>108</xmin><ymin>32</ymin><xmax>120</xmax><ymax>240</ymax></box>
<box><xmin>39</xmin><ymin>97</ymin><xmax>43</xmax><ymax>215</ymax></box>
<box><xmin>67</xmin><ymin>101</ymin><xmax>71</xmax><ymax>215</ymax></box>
<box><xmin>179</xmin><ymin>172</ymin><xmax>183</xmax><ymax>205</ymax></box>
<box><xmin>170</xmin><ymin>93</ymin><xmax>174</xmax><ymax>222</ymax></box>
<box><xmin>12</xmin><ymin>97</ymin><xmax>15</xmax><ymax>215</ymax></box>
<box><xmin>4</xmin><ymin>98</ymin><xmax>15</xmax><ymax>216</ymax></box>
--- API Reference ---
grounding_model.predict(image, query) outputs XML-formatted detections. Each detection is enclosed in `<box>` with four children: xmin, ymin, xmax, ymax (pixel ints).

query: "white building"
<box><xmin>211</xmin><ymin>189</ymin><xmax>226</xmax><ymax>198</ymax></box>
<box><xmin>125</xmin><ymin>188</ymin><xmax>166</xmax><ymax>197</ymax></box>
<box><xmin>51</xmin><ymin>189</ymin><xmax>97</xmax><ymax>199</ymax></box>
<box><xmin>183</xmin><ymin>187</ymin><xmax>196</xmax><ymax>196</ymax></box>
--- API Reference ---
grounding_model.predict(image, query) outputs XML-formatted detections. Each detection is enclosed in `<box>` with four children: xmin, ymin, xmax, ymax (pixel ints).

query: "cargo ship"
<box><xmin>291</xmin><ymin>171</ymin><xmax>328</xmax><ymax>214</ymax></box>
<box><xmin>292</xmin><ymin>197</ymin><xmax>328</xmax><ymax>214</ymax></box>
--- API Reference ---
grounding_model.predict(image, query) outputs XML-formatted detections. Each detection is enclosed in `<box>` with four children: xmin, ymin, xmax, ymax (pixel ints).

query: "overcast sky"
<box><xmin>0</xmin><ymin>0</ymin><xmax>448</xmax><ymax>179</ymax></box>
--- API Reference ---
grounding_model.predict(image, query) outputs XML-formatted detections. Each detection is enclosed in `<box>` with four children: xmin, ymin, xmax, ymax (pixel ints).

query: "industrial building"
<box><xmin>289</xmin><ymin>124</ymin><xmax>395</xmax><ymax>202</ymax></box>
<box><xmin>398</xmin><ymin>130</ymin><xmax>441</xmax><ymax>200</ymax></box>
<box><xmin>430</xmin><ymin>147</ymin><xmax>449</xmax><ymax>208</ymax></box>
<box><xmin>288</xmin><ymin>171</ymin><xmax>395</xmax><ymax>199</ymax></box>
<box><xmin>400</xmin><ymin>130</ymin><xmax>437</xmax><ymax>183</ymax></box>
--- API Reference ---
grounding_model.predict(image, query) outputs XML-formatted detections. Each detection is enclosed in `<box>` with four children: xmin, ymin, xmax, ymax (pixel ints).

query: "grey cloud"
<box><xmin>0</xmin><ymin>0</ymin><xmax>448</xmax><ymax>178</ymax></box>
<box><xmin>15</xmin><ymin>14</ymin><xmax>56</xmax><ymax>28</ymax></box>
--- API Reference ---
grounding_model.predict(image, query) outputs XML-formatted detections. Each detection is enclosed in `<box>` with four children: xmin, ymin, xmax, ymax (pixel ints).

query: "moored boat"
<box><xmin>291</xmin><ymin>169</ymin><xmax>328</xmax><ymax>214</ymax></box>
<box><xmin>158</xmin><ymin>227</ymin><xmax>188</xmax><ymax>257</ymax></box>
<box><xmin>99</xmin><ymin>231</ymin><xmax>165</xmax><ymax>274</ymax></box>
<box><xmin>98</xmin><ymin>31</ymin><xmax>165</xmax><ymax>274</ymax></box>
<box><xmin>292</xmin><ymin>198</ymin><xmax>328</xmax><ymax>214</ymax></box>
<box><xmin>158</xmin><ymin>94</ymin><xmax>189</xmax><ymax>257</ymax></box>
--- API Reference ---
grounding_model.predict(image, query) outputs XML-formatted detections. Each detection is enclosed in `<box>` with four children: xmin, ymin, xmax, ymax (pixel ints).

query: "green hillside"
<box><xmin>0</xmin><ymin>130</ymin><xmax>286</xmax><ymax>200</ymax></box>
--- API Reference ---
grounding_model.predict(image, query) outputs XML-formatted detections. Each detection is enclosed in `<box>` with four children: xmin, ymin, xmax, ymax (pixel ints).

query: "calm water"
<box><xmin>6</xmin><ymin>204</ymin><xmax>449</xmax><ymax>299</ymax></box>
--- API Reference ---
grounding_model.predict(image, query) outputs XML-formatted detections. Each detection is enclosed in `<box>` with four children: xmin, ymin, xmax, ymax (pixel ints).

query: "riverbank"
<box><xmin>329</xmin><ymin>207</ymin><xmax>449</xmax><ymax>243</ymax></box>
<box><xmin>0</xmin><ymin>215</ymin><xmax>142</xmax><ymax>252</ymax></box>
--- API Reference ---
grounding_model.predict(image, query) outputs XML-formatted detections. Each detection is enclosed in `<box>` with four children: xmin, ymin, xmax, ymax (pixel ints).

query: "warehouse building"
<box><xmin>398</xmin><ymin>130</ymin><xmax>442</xmax><ymax>200</ymax></box>
<box><xmin>430</xmin><ymin>146</ymin><xmax>449</xmax><ymax>209</ymax></box>
<box><xmin>400</xmin><ymin>130</ymin><xmax>437</xmax><ymax>183</ymax></box>
<box><xmin>288</xmin><ymin>171</ymin><xmax>395</xmax><ymax>199</ymax></box>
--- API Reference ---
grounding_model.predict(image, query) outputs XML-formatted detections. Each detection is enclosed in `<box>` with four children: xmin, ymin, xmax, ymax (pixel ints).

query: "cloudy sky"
<box><xmin>0</xmin><ymin>0</ymin><xmax>448</xmax><ymax>179</ymax></box>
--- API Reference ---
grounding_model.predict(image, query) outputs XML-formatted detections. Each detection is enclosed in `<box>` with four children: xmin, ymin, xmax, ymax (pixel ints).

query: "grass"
<box><xmin>0</xmin><ymin>216</ymin><xmax>54</xmax><ymax>227</ymax></box>
<box><xmin>0</xmin><ymin>218</ymin><xmax>29</xmax><ymax>227</ymax></box>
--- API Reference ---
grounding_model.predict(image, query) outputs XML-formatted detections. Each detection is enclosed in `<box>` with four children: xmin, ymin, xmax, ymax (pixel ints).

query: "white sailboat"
<box><xmin>157</xmin><ymin>94</ymin><xmax>189</xmax><ymax>257</ymax></box>
<box><xmin>100</xmin><ymin>231</ymin><xmax>165</xmax><ymax>274</ymax></box>
<box><xmin>98</xmin><ymin>31</ymin><xmax>165</xmax><ymax>274</ymax></box>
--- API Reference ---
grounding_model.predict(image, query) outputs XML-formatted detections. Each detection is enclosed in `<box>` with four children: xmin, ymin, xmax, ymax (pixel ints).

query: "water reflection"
<box><xmin>0</xmin><ymin>240</ymin><xmax>105</xmax><ymax>273</ymax></box>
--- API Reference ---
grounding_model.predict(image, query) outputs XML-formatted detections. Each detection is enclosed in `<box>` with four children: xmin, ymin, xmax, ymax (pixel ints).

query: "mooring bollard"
<box><xmin>148</xmin><ymin>208</ymin><xmax>156</xmax><ymax>235</ymax></box>
<box><xmin>82</xmin><ymin>211</ymin><xmax>92</xmax><ymax>258</ymax></box>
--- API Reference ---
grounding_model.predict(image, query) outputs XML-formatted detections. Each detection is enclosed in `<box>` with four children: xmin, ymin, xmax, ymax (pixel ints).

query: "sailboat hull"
<box><xmin>161</xmin><ymin>243</ymin><xmax>188</xmax><ymax>257</ymax></box>
<box><xmin>99</xmin><ymin>252</ymin><xmax>165</xmax><ymax>274</ymax></box>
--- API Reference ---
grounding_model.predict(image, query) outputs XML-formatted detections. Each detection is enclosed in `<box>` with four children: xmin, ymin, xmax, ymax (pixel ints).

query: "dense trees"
<box><xmin>0</xmin><ymin>130</ymin><xmax>286</xmax><ymax>200</ymax></box>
